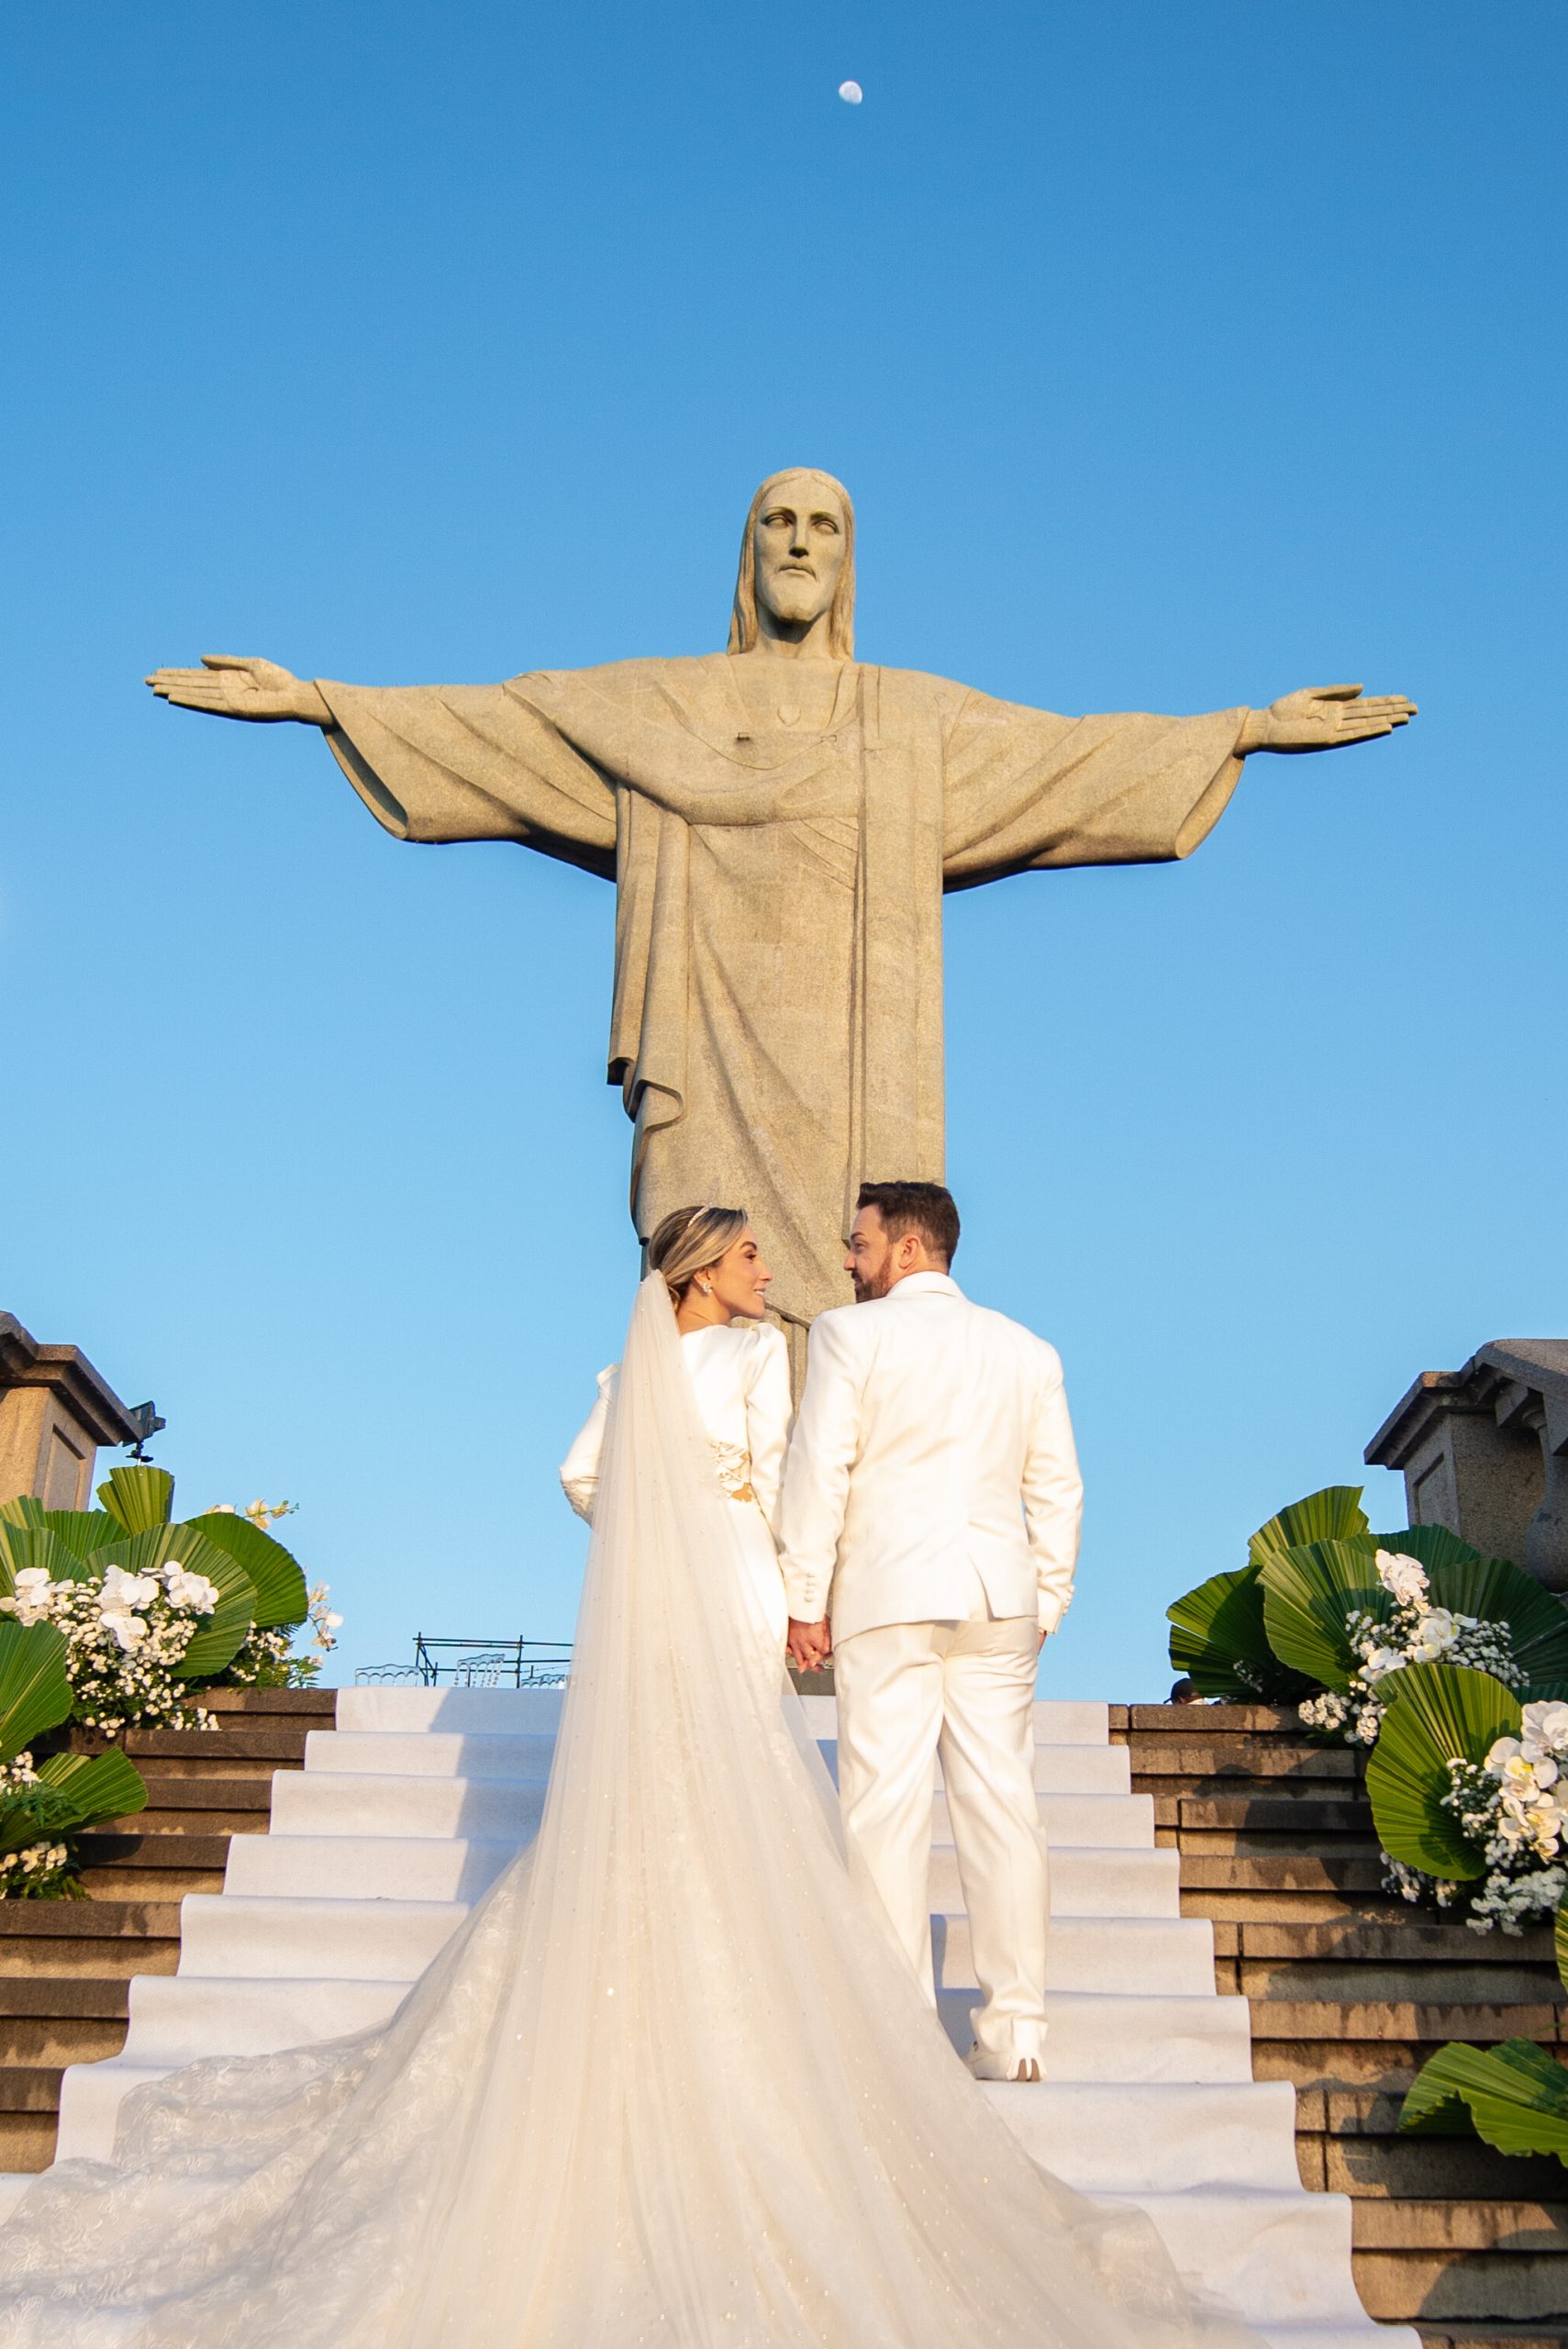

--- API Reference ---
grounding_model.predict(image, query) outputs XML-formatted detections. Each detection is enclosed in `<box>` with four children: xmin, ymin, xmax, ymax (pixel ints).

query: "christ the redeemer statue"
<box><xmin>150</xmin><ymin>467</ymin><xmax>1414</xmax><ymax>1348</ymax></box>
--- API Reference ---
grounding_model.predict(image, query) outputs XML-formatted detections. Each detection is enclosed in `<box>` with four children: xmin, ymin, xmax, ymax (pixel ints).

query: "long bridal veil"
<box><xmin>0</xmin><ymin>1277</ymin><xmax>1260</xmax><ymax>2349</ymax></box>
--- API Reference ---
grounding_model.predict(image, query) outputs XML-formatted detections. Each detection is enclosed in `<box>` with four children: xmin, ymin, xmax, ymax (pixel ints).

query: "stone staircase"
<box><xmin>0</xmin><ymin>1687</ymin><xmax>1407</xmax><ymax>2349</ymax></box>
<box><xmin>0</xmin><ymin>1688</ymin><xmax>333</xmax><ymax>2171</ymax></box>
<box><xmin>1117</xmin><ymin>1705</ymin><xmax>1568</xmax><ymax>2344</ymax></box>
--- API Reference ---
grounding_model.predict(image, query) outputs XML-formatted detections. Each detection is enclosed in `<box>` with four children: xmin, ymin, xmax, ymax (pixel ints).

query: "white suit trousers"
<box><xmin>832</xmin><ymin>1612</ymin><xmax>1048</xmax><ymax>2066</ymax></box>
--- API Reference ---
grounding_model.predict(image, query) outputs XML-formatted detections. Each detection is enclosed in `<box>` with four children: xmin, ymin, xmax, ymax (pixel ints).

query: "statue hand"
<box><xmin>1238</xmin><ymin>685</ymin><xmax>1418</xmax><ymax>755</ymax></box>
<box><xmin>145</xmin><ymin>656</ymin><xmax>331</xmax><ymax>726</ymax></box>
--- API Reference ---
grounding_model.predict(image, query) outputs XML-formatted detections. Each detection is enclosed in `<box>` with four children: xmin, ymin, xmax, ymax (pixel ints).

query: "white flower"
<box><xmin>98</xmin><ymin>1607</ymin><xmax>148</xmax><ymax>1653</ymax></box>
<box><xmin>1409</xmin><ymin>1608</ymin><xmax>1462</xmax><ymax>1663</ymax></box>
<box><xmin>161</xmin><ymin>1568</ymin><xmax>219</xmax><ymax>1613</ymax></box>
<box><xmin>6</xmin><ymin>1567</ymin><xmax>62</xmax><ymax>1626</ymax></box>
<box><xmin>98</xmin><ymin>1566</ymin><xmax>158</xmax><ymax>1612</ymax></box>
<box><xmin>1520</xmin><ymin>1702</ymin><xmax>1568</xmax><ymax>1764</ymax></box>
<box><xmin>1362</xmin><ymin>1646</ymin><xmax>1407</xmax><ymax>1684</ymax></box>
<box><xmin>1376</xmin><ymin>1550</ymin><xmax>1430</xmax><ymax>1607</ymax></box>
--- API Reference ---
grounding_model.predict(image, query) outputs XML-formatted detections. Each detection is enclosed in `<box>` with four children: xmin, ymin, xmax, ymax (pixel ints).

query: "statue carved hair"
<box><xmin>728</xmin><ymin>469</ymin><xmax>856</xmax><ymax>660</ymax></box>
<box><xmin>647</xmin><ymin>1204</ymin><xmax>750</xmax><ymax>1308</ymax></box>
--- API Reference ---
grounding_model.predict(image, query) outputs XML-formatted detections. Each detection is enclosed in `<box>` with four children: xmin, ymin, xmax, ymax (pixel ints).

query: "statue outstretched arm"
<box><xmin>148</xmin><ymin>657</ymin><xmax>618</xmax><ymax>879</ymax></box>
<box><xmin>1235</xmin><ymin>684</ymin><xmax>1417</xmax><ymax>753</ymax></box>
<box><xmin>147</xmin><ymin>657</ymin><xmax>331</xmax><ymax>724</ymax></box>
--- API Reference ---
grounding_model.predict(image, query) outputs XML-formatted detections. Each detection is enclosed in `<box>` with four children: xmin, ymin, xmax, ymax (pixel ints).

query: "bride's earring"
<box><xmin>697</xmin><ymin>1280</ymin><xmax>713</xmax><ymax>1297</ymax></box>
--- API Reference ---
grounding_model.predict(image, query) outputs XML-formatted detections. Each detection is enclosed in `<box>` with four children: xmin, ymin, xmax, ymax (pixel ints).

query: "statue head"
<box><xmin>728</xmin><ymin>469</ymin><xmax>855</xmax><ymax>659</ymax></box>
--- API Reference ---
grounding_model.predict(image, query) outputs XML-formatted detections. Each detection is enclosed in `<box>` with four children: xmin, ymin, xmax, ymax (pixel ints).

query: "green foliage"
<box><xmin>95</xmin><ymin>1465</ymin><xmax>175</xmax><ymax>1531</ymax></box>
<box><xmin>1401</xmin><ymin>2037</ymin><xmax>1568</xmax><ymax>2162</ymax></box>
<box><xmin>35</xmin><ymin>1748</ymin><xmax>146</xmax><ymax>1825</ymax></box>
<box><xmin>1167</xmin><ymin>1566</ymin><xmax>1313</xmax><ymax>1702</ymax></box>
<box><xmin>1247</xmin><ymin>1486</ymin><xmax>1370</xmax><ymax>1568</ymax></box>
<box><xmin>0</xmin><ymin>1621</ymin><xmax>72</xmax><ymax>1757</ymax></box>
<box><xmin>1366</xmin><ymin>1663</ymin><xmax>1521</xmax><ymax>1878</ymax></box>
<box><xmin>0</xmin><ymin>1522</ymin><xmax>98</xmax><ymax>1599</ymax></box>
<box><xmin>1556</xmin><ymin>1905</ymin><xmax>1568</xmax><ymax>1999</ymax></box>
<box><xmin>1260</xmin><ymin>1537</ymin><xmax>1394</xmax><ymax>1691</ymax></box>
<box><xmin>192</xmin><ymin>1511</ymin><xmax>307</xmax><ymax>1631</ymax></box>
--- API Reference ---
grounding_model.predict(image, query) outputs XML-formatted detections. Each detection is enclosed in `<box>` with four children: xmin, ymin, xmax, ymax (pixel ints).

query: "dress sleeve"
<box><xmin>560</xmin><ymin>1366</ymin><xmax>617</xmax><ymax>1524</ymax></box>
<box><xmin>743</xmin><ymin>1326</ymin><xmax>794</xmax><ymax>1538</ymax></box>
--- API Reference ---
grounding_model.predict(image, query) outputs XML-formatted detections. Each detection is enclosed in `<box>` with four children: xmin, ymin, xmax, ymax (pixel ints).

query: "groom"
<box><xmin>777</xmin><ymin>1183</ymin><xmax>1084</xmax><ymax>2083</ymax></box>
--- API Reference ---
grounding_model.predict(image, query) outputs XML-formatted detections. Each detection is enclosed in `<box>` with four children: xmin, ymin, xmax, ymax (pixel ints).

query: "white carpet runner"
<box><xmin>0</xmin><ymin>1691</ymin><xmax>1410</xmax><ymax>2347</ymax></box>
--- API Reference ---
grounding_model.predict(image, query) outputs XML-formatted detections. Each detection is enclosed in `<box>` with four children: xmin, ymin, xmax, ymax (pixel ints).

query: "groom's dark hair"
<box><xmin>856</xmin><ymin>1181</ymin><xmax>960</xmax><ymax>1267</ymax></box>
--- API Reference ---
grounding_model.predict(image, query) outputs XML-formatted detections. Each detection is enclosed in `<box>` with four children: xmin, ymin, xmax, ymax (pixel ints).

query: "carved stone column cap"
<box><xmin>1365</xmin><ymin>1341</ymin><xmax>1568</xmax><ymax>1472</ymax></box>
<box><xmin>0</xmin><ymin>1313</ymin><xmax>140</xmax><ymax>1450</ymax></box>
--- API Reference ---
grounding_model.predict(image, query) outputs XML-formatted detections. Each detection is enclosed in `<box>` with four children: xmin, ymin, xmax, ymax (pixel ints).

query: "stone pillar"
<box><xmin>0</xmin><ymin>1315</ymin><xmax>141</xmax><ymax>1512</ymax></box>
<box><xmin>1365</xmin><ymin>1341</ymin><xmax>1568</xmax><ymax>1593</ymax></box>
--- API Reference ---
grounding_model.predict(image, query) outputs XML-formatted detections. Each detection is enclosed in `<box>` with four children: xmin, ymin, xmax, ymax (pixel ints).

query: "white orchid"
<box><xmin>98</xmin><ymin>1607</ymin><xmax>148</xmax><ymax>1653</ymax></box>
<box><xmin>161</xmin><ymin>1568</ymin><xmax>219</xmax><ymax>1614</ymax></box>
<box><xmin>98</xmin><ymin>1566</ymin><xmax>158</xmax><ymax>1613</ymax></box>
<box><xmin>1361</xmin><ymin>1646</ymin><xmax>1407</xmax><ymax>1684</ymax></box>
<box><xmin>1520</xmin><ymin>1702</ymin><xmax>1568</xmax><ymax>1764</ymax></box>
<box><xmin>5</xmin><ymin>1568</ymin><xmax>62</xmax><ymax>1627</ymax></box>
<box><xmin>1408</xmin><ymin>1608</ymin><xmax>1462</xmax><ymax>1664</ymax></box>
<box><xmin>1375</xmin><ymin>1551</ymin><xmax>1430</xmax><ymax>1607</ymax></box>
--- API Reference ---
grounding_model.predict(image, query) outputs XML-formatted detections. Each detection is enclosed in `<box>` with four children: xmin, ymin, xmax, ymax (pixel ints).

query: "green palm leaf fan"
<box><xmin>1260</xmin><ymin>1538</ymin><xmax>1390</xmax><ymax>1691</ymax></box>
<box><xmin>95</xmin><ymin>1465</ymin><xmax>175</xmax><ymax>1532</ymax></box>
<box><xmin>1248</xmin><ymin>1486</ymin><xmax>1370</xmax><ymax>1566</ymax></box>
<box><xmin>0</xmin><ymin>1522</ymin><xmax>99</xmax><ymax>1602</ymax></box>
<box><xmin>0</xmin><ymin>1620</ymin><xmax>73</xmax><ymax>1761</ymax></box>
<box><xmin>185</xmin><ymin>1510</ymin><xmax>307</xmax><ymax>1631</ymax></box>
<box><xmin>1401</xmin><ymin>2038</ymin><xmax>1568</xmax><ymax>2162</ymax></box>
<box><xmin>1366</xmin><ymin>1662</ymin><xmax>1521</xmax><ymax>1877</ymax></box>
<box><xmin>1167</xmin><ymin>1566</ymin><xmax>1313</xmax><ymax>1701</ymax></box>
<box><xmin>34</xmin><ymin>1748</ymin><xmax>148</xmax><ymax>1828</ymax></box>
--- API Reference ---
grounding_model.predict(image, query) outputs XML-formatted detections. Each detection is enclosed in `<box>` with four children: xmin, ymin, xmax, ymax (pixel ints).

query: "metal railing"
<box><xmin>355</xmin><ymin>1635</ymin><xmax>573</xmax><ymax>1689</ymax></box>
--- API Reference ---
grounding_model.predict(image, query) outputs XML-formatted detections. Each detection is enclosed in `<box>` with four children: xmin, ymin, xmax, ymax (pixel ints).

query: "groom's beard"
<box><xmin>851</xmin><ymin>1263</ymin><xmax>895</xmax><ymax>1303</ymax></box>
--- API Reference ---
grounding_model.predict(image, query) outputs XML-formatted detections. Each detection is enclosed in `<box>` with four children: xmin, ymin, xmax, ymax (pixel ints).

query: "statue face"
<box><xmin>752</xmin><ymin>480</ymin><xmax>847</xmax><ymax>633</ymax></box>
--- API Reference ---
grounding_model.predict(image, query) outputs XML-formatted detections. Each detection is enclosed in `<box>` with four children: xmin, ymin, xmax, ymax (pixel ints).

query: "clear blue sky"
<box><xmin>4</xmin><ymin>2</ymin><xmax>1563</xmax><ymax>1695</ymax></box>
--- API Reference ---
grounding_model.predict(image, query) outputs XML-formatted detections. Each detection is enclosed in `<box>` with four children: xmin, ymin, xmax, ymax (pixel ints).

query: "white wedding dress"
<box><xmin>561</xmin><ymin>1317</ymin><xmax>793</xmax><ymax>1650</ymax></box>
<box><xmin>0</xmin><ymin>1279</ymin><xmax>1258</xmax><ymax>2349</ymax></box>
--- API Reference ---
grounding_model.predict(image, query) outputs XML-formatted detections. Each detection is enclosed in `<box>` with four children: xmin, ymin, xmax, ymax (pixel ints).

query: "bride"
<box><xmin>0</xmin><ymin>1208</ymin><xmax>1255</xmax><ymax>2349</ymax></box>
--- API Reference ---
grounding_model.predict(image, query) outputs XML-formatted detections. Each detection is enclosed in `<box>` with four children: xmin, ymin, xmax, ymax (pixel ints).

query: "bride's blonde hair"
<box><xmin>648</xmin><ymin>1205</ymin><xmax>749</xmax><ymax>1308</ymax></box>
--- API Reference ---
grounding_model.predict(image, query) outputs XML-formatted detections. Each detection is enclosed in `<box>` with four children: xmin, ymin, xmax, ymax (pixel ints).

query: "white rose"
<box><xmin>1376</xmin><ymin>1550</ymin><xmax>1430</xmax><ymax>1607</ymax></box>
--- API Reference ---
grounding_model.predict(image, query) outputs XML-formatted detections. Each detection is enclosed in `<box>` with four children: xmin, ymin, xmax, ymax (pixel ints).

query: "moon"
<box><xmin>838</xmin><ymin>80</ymin><xmax>863</xmax><ymax>105</ymax></box>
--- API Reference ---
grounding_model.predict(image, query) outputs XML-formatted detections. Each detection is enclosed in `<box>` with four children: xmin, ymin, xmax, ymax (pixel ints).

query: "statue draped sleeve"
<box><xmin>315</xmin><ymin>678</ymin><xmax>618</xmax><ymax>880</ymax></box>
<box><xmin>938</xmin><ymin>685</ymin><xmax>1248</xmax><ymax>890</ymax></box>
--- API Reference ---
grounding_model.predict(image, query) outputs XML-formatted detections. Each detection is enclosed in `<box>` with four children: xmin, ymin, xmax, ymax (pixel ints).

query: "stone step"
<box><xmin>979</xmin><ymin>2076</ymin><xmax>1303</xmax><ymax>2192</ymax></box>
<box><xmin>117</xmin><ymin>1968</ymin><xmax>1251</xmax><ymax>2083</ymax></box>
<box><xmin>272</xmin><ymin>1767</ymin><xmax>1154</xmax><ymax>1851</ymax></box>
<box><xmin>935</xmin><ymin>1912</ymin><xmax>1218</xmax><ymax>1997</ymax></box>
<box><xmin>114</xmin><ymin>1728</ymin><xmax>314</xmax><ymax>1768</ymax></box>
<box><xmin>0</xmin><ymin>1904</ymin><xmax>182</xmax><ymax>1978</ymax></box>
<box><xmin>218</xmin><ymin>1829</ymin><xmax>1183</xmax><ymax>1915</ymax></box>
<box><xmin>1104</xmin><ymin>2186</ymin><xmax>1367</xmax><ymax>2324</ymax></box>
<box><xmin>1351</xmin><ymin>2198</ymin><xmax>1568</xmax><ymax>2324</ymax></box>
<box><xmin>330</xmin><ymin>1687</ymin><xmax>1115</xmax><ymax>1745</ymax></box>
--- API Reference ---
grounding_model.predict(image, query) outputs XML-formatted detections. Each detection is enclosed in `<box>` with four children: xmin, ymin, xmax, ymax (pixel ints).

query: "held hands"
<box><xmin>1236</xmin><ymin>685</ymin><xmax>1417</xmax><ymax>755</ymax></box>
<box><xmin>787</xmin><ymin>1618</ymin><xmax>832</xmax><ymax>1674</ymax></box>
<box><xmin>146</xmin><ymin>656</ymin><xmax>332</xmax><ymax>727</ymax></box>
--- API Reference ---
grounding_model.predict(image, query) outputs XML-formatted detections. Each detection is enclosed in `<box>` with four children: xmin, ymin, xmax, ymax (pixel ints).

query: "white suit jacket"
<box><xmin>776</xmin><ymin>1273</ymin><xmax>1083</xmax><ymax>1644</ymax></box>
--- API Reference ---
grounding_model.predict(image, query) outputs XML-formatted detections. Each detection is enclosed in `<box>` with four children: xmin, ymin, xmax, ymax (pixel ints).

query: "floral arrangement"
<box><xmin>225</xmin><ymin>1583</ymin><xmax>341</xmax><ymax>1687</ymax></box>
<box><xmin>1381</xmin><ymin>1699</ymin><xmax>1568</xmax><ymax>1935</ymax></box>
<box><xmin>1298</xmin><ymin>1550</ymin><xmax>1524</xmax><ymax>1747</ymax></box>
<box><xmin>4</xmin><ymin>1560</ymin><xmax>222</xmax><ymax>1737</ymax></box>
<box><xmin>0</xmin><ymin>1756</ymin><xmax>77</xmax><ymax>1900</ymax></box>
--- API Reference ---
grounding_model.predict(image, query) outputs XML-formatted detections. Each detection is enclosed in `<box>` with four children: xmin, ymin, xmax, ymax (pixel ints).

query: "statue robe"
<box><xmin>317</xmin><ymin>654</ymin><xmax>1244</xmax><ymax>1331</ymax></box>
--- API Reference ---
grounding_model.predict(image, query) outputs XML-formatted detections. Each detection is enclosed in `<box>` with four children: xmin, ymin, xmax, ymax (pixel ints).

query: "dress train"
<box><xmin>0</xmin><ymin>1279</ymin><xmax>1260</xmax><ymax>2349</ymax></box>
